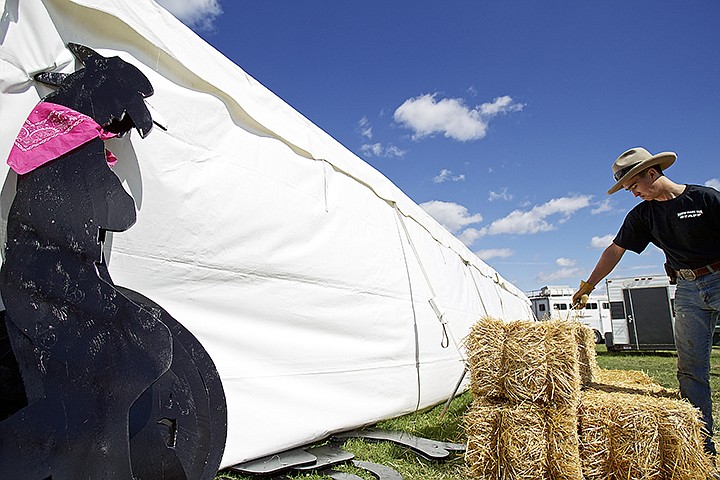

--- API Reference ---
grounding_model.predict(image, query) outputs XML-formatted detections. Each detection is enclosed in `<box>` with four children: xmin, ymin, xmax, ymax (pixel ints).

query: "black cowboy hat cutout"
<box><xmin>34</xmin><ymin>42</ymin><xmax>155</xmax><ymax>138</ymax></box>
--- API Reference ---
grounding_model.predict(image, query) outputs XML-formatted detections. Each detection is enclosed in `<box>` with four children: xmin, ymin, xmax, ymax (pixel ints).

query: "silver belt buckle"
<box><xmin>678</xmin><ymin>269</ymin><xmax>697</xmax><ymax>281</ymax></box>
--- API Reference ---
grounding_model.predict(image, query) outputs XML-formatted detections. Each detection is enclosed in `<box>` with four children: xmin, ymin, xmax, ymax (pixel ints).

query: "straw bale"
<box><xmin>607</xmin><ymin>399</ymin><xmax>662</xmax><ymax>479</ymax></box>
<box><xmin>577</xmin><ymin>390</ymin><xmax>612</xmax><ymax>480</ymax></box>
<box><xmin>579</xmin><ymin>389</ymin><xmax>661</xmax><ymax>479</ymax></box>
<box><xmin>503</xmin><ymin>320</ymin><xmax>548</xmax><ymax>403</ymax></box>
<box><xmin>579</xmin><ymin>389</ymin><xmax>714</xmax><ymax>480</ymax></box>
<box><xmin>498</xmin><ymin>402</ymin><xmax>548</xmax><ymax>479</ymax></box>
<box><xmin>464</xmin><ymin>399</ymin><xmax>582</xmax><ymax>480</ymax></box>
<box><xmin>465</xmin><ymin>318</ymin><xmax>594</xmax><ymax>406</ymax></box>
<box><xmin>545</xmin><ymin>406</ymin><xmax>582</xmax><ymax>480</ymax></box>
<box><xmin>573</xmin><ymin>323</ymin><xmax>599</xmax><ymax>385</ymax></box>
<box><xmin>654</xmin><ymin>396</ymin><xmax>714</xmax><ymax>479</ymax></box>
<box><xmin>597</xmin><ymin>368</ymin><xmax>655</xmax><ymax>386</ymax></box>
<box><xmin>464</xmin><ymin>400</ymin><xmax>500</xmax><ymax>479</ymax></box>
<box><xmin>544</xmin><ymin>321</ymin><xmax>581</xmax><ymax>407</ymax></box>
<box><xmin>593</xmin><ymin>369</ymin><xmax>679</xmax><ymax>399</ymax></box>
<box><xmin>465</xmin><ymin>317</ymin><xmax>507</xmax><ymax>398</ymax></box>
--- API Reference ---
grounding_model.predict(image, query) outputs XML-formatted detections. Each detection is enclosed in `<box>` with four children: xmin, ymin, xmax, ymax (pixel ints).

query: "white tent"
<box><xmin>0</xmin><ymin>0</ymin><xmax>533</xmax><ymax>467</ymax></box>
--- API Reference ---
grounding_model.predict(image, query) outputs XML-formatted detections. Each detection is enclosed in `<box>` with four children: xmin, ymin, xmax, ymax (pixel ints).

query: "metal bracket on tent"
<box><xmin>228</xmin><ymin>447</ymin><xmax>317</xmax><ymax>475</ymax></box>
<box><xmin>308</xmin><ymin>458</ymin><xmax>403</xmax><ymax>480</ymax></box>
<box><xmin>292</xmin><ymin>444</ymin><xmax>355</xmax><ymax>471</ymax></box>
<box><xmin>428</xmin><ymin>297</ymin><xmax>450</xmax><ymax>348</ymax></box>
<box><xmin>228</xmin><ymin>443</ymin><xmax>405</xmax><ymax>479</ymax></box>
<box><xmin>325</xmin><ymin>471</ymin><xmax>365</xmax><ymax>480</ymax></box>
<box><xmin>228</xmin><ymin>444</ymin><xmax>357</xmax><ymax>476</ymax></box>
<box><xmin>428</xmin><ymin>297</ymin><xmax>445</xmax><ymax>323</ymax></box>
<box><xmin>331</xmin><ymin>428</ymin><xmax>465</xmax><ymax>461</ymax></box>
<box><xmin>351</xmin><ymin>460</ymin><xmax>403</xmax><ymax>480</ymax></box>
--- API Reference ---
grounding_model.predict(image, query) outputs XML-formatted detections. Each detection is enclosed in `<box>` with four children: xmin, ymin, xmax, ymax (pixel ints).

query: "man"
<box><xmin>572</xmin><ymin>147</ymin><xmax>720</xmax><ymax>455</ymax></box>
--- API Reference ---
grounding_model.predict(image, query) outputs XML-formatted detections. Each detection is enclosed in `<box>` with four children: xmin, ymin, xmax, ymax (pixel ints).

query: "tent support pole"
<box><xmin>439</xmin><ymin>365</ymin><xmax>467</xmax><ymax>421</ymax></box>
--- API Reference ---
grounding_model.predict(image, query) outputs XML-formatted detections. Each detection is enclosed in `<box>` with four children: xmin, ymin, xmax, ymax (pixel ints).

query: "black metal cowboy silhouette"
<box><xmin>0</xmin><ymin>43</ymin><xmax>225</xmax><ymax>480</ymax></box>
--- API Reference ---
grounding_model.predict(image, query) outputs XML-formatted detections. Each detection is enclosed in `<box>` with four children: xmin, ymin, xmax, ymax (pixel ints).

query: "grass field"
<box><xmin>215</xmin><ymin>346</ymin><xmax>720</xmax><ymax>480</ymax></box>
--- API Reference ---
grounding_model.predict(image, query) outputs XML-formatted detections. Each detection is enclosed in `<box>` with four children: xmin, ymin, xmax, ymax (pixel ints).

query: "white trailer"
<box><xmin>603</xmin><ymin>275</ymin><xmax>676</xmax><ymax>351</ymax></box>
<box><xmin>526</xmin><ymin>286</ymin><xmax>611</xmax><ymax>344</ymax></box>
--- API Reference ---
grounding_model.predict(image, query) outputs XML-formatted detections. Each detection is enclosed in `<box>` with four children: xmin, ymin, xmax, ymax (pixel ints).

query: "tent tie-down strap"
<box><xmin>393</xmin><ymin>205</ymin><xmax>464</xmax><ymax>359</ymax></box>
<box><xmin>428</xmin><ymin>296</ymin><xmax>449</xmax><ymax>348</ymax></box>
<box><xmin>393</xmin><ymin>205</ymin><xmax>422</xmax><ymax>411</ymax></box>
<box><xmin>465</xmin><ymin>261</ymin><xmax>490</xmax><ymax>319</ymax></box>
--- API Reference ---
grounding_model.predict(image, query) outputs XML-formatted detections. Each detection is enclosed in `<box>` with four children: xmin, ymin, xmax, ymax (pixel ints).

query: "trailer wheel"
<box><xmin>593</xmin><ymin>329</ymin><xmax>604</xmax><ymax>344</ymax></box>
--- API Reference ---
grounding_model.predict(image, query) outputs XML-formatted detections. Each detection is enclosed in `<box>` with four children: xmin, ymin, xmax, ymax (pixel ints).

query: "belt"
<box><xmin>675</xmin><ymin>261</ymin><xmax>720</xmax><ymax>281</ymax></box>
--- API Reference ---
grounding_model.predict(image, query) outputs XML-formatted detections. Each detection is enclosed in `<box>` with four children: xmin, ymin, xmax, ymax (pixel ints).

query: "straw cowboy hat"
<box><xmin>607</xmin><ymin>147</ymin><xmax>677</xmax><ymax>194</ymax></box>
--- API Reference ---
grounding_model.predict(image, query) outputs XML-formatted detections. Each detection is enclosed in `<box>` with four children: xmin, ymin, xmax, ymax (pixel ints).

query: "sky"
<box><xmin>155</xmin><ymin>0</ymin><xmax>720</xmax><ymax>293</ymax></box>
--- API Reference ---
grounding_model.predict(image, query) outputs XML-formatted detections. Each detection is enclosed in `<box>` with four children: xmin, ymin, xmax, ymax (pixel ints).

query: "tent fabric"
<box><xmin>0</xmin><ymin>0</ymin><xmax>533</xmax><ymax>466</ymax></box>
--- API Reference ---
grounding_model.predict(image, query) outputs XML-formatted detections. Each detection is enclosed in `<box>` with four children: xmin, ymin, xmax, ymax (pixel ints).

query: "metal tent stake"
<box><xmin>439</xmin><ymin>365</ymin><xmax>468</xmax><ymax>421</ymax></box>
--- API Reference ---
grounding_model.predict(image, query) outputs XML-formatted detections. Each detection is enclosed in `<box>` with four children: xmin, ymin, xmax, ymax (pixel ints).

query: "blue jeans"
<box><xmin>674</xmin><ymin>270</ymin><xmax>720</xmax><ymax>455</ymax></box>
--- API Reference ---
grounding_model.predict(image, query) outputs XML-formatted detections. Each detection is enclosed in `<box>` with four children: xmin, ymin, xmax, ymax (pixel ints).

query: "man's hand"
<box><xmin>571</xmin><ymin>280</ymin><xmax>594</xmax><ymax>309</ymax></box>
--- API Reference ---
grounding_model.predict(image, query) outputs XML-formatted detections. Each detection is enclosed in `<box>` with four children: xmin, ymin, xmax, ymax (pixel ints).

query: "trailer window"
<box><xmin>553</xmin><ymin>303</ymin><xmax>568</xmax><ymax>310</ymax></box>
<box><xmin>602</xmin><ymin>302</ymin><xmax>609</xmax><ymax>309</ymax></box>
<box><xmin>538</xmin><ymin>304</ymin><xmax>546</xmax><ymax>312</ymax></box>
<box><xmin>585</xmin><ymin>303</ymin><xmax>598</xmax><ymax>310</ymax></box>
<box><xmin>610</xmin><ymin>301</ymin><xmax>625</xmax><ymax>319</ymax></box>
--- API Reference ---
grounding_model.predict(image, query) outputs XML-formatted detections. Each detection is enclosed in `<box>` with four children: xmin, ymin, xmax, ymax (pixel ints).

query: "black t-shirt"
<box><xmin>613</xmin><ymin>184</ymin><xmax>720</xmax><ymax>270</ymax></box>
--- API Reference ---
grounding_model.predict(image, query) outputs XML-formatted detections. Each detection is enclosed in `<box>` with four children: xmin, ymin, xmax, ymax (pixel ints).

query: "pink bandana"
<box><xmin>7</xmin><ymin>102</ymin><xmax>118</xmax><ymax>175</ymax></box>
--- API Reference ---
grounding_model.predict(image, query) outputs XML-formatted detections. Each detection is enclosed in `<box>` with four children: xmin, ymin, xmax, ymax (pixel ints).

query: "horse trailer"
<box><xmin>527</xmin><ymin>286</ymin><xmax>611</xmax><ymax>344</ymax></box>
<box><xmin>603</xmin><ymin>275</ymin><xmax>677</xmax><ymax>351</ymax></box>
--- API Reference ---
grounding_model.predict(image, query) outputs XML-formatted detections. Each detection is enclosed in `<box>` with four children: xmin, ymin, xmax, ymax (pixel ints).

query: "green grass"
<box><xmin>215</xmin><ymin>346</ymin><xmax>720</xmax><ymax>480</ymax></box>
<box><xmin>215</xmin><ymin>393</ymin><xmax>474</xmax><ymax>480</ymax></box>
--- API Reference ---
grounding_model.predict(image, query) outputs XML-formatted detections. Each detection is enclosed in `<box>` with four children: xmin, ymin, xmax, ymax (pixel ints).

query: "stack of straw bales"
<box><xmin>579</xmin><ymin>389</ymin><xmax>712</xmax><ymax>479</ymax></box>
<box><xmin>463</xmin><ymin>317</ymin><xmax>714</xmax><ymax>480</ymax></box>
<box><xmin>464</xmin><ymin>318</ymin><xmax>592</xmax><ymax>479</ymax></box>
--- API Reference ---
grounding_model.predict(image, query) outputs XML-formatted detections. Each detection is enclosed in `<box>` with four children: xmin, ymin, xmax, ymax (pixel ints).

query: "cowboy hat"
<box><xmin>607</xmin><ymin>147</ymin><xmax>676</xmax><ymax>194</ymax></box>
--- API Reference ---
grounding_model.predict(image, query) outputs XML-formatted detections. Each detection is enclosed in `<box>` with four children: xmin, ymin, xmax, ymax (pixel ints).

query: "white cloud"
<box><xmin>534</xmin><ymin>259</ymin><xmax>581</xmax><ymax>285</ymax></box>
<box><xmin>480</xmin><ymin>95</ymin><xmax>524</xmax><ymax>116</ymax></box>
<box><xmin>361</xmin><ymin>143</ymin><xmax>383</xmax><ymax>157</ymax></box>
<box><xmin>358</xmin><ymin>117</ymin><xmax>373</xmax><ymax>139</ymax></box>
<box><xmin>591</xmin><ymin>199</ymin><xmax>612</xmax><ymax>214</ymax></box>
<box><xmin>433</xmin><ymin>169</ymin><xmax>450</xmax><ymax>183</ymax></box>
<box><xmin>156</xmin><ymin>0</ymin><xmax>222</xmax><ymax>31</ymax></box>
<box><xmin>475</xmin><ymin>248</ymin><xmax>513</xmax><ymax>261</ymax></box>
<box><xmin>536</xmin><ymin>267</ymin><xmax>584</xmax><ymax>283</ymax></box>
<box><xmin>419</xmin><ymin>200</ymin><xmax>482</xmax><ymax>233</ymax></box>
<box><xmin>393</xmin><ymin>93</ymin><xmax>524</xmax><ymax>142</ymax></box>
<box><xmin>481</xmin><ymin>195</ymin><xmax>591</xmax><ymax>236</ymax></box>
<box><xmin>432</xmin><ymin>169</ymin><xmax>465</xmax><ymax>184</ymax></box>
<box><xmin>556</xmin><ymin>258</ymin><xmax>576</xmax><ymax>267</ymax></box>
<box><xmin>458</xmin><ymin>227</ymin><xmax>484</xmax><ymax>246</ymax></box>
<box><xmin>705</xmin><ymin>178</ymin><xmax>720</xmax><ymax>191</ymax></box>
<box><xmin>590</xmin><ymin>234</ymin><xmax>614</xmax><ymax>249</ymax></box>
<box><xmin>360</xmin><ymin>143</ymin><xmax>406</xmax><ymax>158</ymax></box>
<box><xmin>457</xmin><ymin>195</ymin><xmax>591</xmax><ymax>246</ymax></box>
<box><xmin>385</xmin><ymin>145</ymin><xmax>406</xmax><ymax>157</ymax></box>
<box><xmin>488</xmin><ymin>188</ymin><xmax>513</xmax><ymax>202</ymax></box>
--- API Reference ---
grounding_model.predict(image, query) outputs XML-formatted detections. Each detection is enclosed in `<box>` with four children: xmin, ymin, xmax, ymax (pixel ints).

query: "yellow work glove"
<box><xmin>571</xmin><ymin>280</ymin><xmax>594</xmax><ymax>309</ymax></box>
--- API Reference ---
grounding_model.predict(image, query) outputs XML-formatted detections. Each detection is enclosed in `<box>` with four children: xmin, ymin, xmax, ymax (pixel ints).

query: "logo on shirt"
<box><xmin>677</xmin><ymin>209</ymin><xmax>703</xmax><ymax>219</ymax></box>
